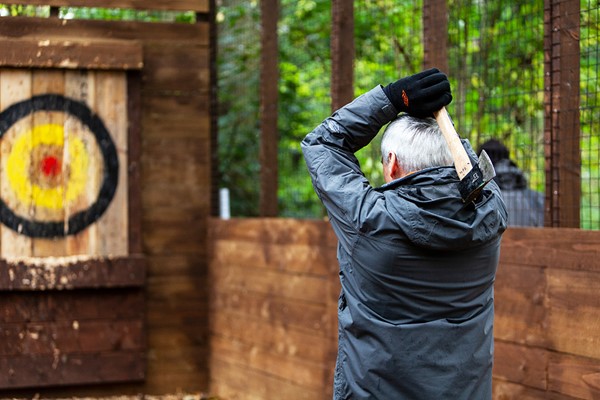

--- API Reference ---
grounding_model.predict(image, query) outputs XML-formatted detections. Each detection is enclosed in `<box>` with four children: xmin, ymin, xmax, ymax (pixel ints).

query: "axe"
<box><xmin>434</xmin><ymin>107</ymin><xmax>496</xmax><ymax>203</ymax></box>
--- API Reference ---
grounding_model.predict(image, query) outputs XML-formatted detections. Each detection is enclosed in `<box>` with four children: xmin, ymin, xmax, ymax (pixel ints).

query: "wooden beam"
<box><xmin>0</xmin><ymin>351</ymin><xmax>145</xmax><ymax>389</ymax></box>
<box><xmin>4</xmin><ymin>0</ymin><xmax>209</xmax><ymax>12</ymax></box>
<box><xmin>259</xmin><ymin>0</ymin><xmax>279</xmax><ymax>217</ymax></box>
<box><xmin>544</xmin><ymin>0</ymin><xmax>581</xmax><ymax>227</ymax></box>
<box><xmin>499</xmin><ymin>227</ymin><xmax>600</xmax><ymax>272</ymax></box>
<box><xmin>423</xmin><ymin>0</ymin><xmax>448</xmax><ymax>73</ymax></box>
<box><xmin>331</xmin><ymin>0</ymin><xmax>354</xmax><ymax>111</ymax></box>
<box><xmin>0</xmin><ymin>37</ymin><xmax>143</xmax><ymax>70</ymax></box>
<box><xmin>0</xmin><ymin>255</ymin><xmax>146</xmax><ymax>290</ymax></box>
<box><xmin>0</xmin><ymin>15</ymin><xmax>209</xmax><ymax>45</ymax></box>
<box><xmin>127</xmin><ymin>71</ymin><xmax>143</xmax><ymax>254</ymax></box>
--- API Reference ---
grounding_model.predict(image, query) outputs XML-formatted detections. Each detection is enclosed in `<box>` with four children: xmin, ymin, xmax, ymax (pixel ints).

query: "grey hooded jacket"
<box><xmin>493</xmin><ymin>158</ymin><xmax>544</xmax><ymax>227</ymax></box>
<box><xmin>301</xmin><ymin>86</ymin><xmax>507</xmax><ymax>399</ymax></box>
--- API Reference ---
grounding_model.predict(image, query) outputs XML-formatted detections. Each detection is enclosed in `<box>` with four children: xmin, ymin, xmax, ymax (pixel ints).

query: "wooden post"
<box><xmin>331</xmin><ymin>0</ymin><xmax>354</xmax><ymax>112</ymax></box>
<box><xmin>260</xmin><ymin>0</ymin><xmax>279</xmax><ymax>217</ymax></box>
<box><xmin>544</xmin><ymin>0</ymin><xmax>581</xmax><ymax>227</ymax></box>
<box><xmin>423</xmin><ymin>0</ymin><xmax>448</xmax><ymax>73</ymax></box>
<box><xmin>200</xmin><ymin>0</ymin><xmax>220</xmax><ymax>217</ymax></box>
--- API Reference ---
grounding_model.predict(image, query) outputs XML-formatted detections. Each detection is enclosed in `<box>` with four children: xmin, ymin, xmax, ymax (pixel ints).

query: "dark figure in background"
<box><xmin>302</xmin><ymin>69</ymin><xmax>507</xmax><ymax>400</ymax></box>
<box><xmin>479</xmin><ymin>139</ymin><xmax>545</xmax><ymax>227</ymax></box>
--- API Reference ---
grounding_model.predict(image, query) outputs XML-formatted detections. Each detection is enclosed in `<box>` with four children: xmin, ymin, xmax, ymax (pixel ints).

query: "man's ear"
<box><xmin>384</xmin><ymin>152</ymin><xmax>401</xmax><ymax>182</ymax></box>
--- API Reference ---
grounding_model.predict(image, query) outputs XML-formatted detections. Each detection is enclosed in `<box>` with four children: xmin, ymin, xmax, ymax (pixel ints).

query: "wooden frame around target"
<box><xmin>0</xmin><ymin>67</ymin><xmax>132</xmax><ymax>258</ymax></box>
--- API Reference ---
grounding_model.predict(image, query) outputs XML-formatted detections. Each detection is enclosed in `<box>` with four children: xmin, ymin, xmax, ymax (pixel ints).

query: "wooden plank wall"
<box><xmin>209</xmin><ymin>218</ymin><xmax>600</xmax><ymax>400</ymax></box>
<box><xmin>0</xmin><ymin>10</ymin><xmax>211</xmax><ymax>397</ymax></box>
<box><xmin>493</xmin><ymin>228</ymin><xmax>600</xmax><ymax>399</ymax></box>
<box><xmin>209</xmin><ymin>218</ymin><xmax>340</xmax><ymax>400</ymax></box>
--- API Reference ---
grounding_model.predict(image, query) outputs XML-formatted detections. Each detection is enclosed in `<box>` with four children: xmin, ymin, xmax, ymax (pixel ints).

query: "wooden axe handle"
<box><xmin>434</xmin><ymin>107</ymin><xmax>472</xmax><ymax>180</ymax></box>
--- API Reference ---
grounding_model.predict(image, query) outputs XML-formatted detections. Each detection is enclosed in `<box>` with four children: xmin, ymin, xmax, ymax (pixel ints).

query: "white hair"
<box><xmin>380</xmin><ymin>114</ymin><xmax>453</xmax><ymax>172</ymax></box>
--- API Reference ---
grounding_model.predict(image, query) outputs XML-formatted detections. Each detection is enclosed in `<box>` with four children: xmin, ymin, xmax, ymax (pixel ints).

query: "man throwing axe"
<box><xmin>302</xmin><ymin>68</ymin><xmax>507</xmax><ymax>399</ymax></box>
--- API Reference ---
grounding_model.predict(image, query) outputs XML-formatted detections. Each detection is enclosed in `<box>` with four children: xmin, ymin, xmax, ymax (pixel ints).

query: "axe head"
<box><xmin>457</xmin><ymin>150</ymin><xmax>496</xmax><ymax>203</ymax></box>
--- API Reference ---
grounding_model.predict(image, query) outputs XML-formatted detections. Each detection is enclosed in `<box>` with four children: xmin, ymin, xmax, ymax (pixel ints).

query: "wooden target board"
<box><xmin>0</xmin><ymin>68</ymin><xmax>128</xmax><ymax>258</ymax></box>
<box><xmin>0</xmin><ymin>37</ymin><xmax>146</xmax><ymax>390</ymax></box>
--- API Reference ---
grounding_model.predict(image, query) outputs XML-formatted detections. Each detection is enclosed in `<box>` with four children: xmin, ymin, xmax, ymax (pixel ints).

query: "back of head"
<box><xmin>381</xmin><ymin>114</ymin><xmax>453</xmax><ymax>173</ymax></box>
<box><xmin>478</xmin><ymin>139</ymin><xmax>509</xmax><ymax>165</ymax></box>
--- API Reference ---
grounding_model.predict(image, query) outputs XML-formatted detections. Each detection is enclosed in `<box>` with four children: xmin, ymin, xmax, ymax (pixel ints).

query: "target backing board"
<box><xmin>0</xmin><ymin>69</ymin><xmax>128</xmax><ymax>258</ymax></box>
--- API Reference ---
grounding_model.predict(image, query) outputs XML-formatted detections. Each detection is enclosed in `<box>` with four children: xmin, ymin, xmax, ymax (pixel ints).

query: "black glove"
<box><xmin>383</xmin><ymin>68</ymin><xmax>452</xmax><ymax>118</ymax></box>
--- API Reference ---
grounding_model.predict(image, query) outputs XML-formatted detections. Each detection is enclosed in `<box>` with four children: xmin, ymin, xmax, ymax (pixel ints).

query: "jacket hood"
<box><xmin>376</xmin><ymin>166</ymin><xmax>506</xmax><ymax>251</ymax></box>
<box><xmin>493</xmin><ymin>158</ymin><xmax>528</xmax><ymax>190</ymax></box>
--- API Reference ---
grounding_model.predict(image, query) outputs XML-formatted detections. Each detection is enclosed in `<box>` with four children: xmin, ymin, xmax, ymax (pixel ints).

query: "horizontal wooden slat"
<box><xmin>210</xmin><ymin>358</ymin><xmax>323</xmax><ymax>400</ymax></box>
<box><xmin>492</xmin><ymin>380</ymin><xmax>573</xmax><ymax>400</ymax></box>
<box><xmin>0</xmin><ymin>17</ymin><xmax>209</xmax><ymax>44</ymax></box>
<box><xmin>0</xmin><ymin>37</ymin><xmax>143</xmax><ymax>70</ymax></box>
<box><xmin>210</xmin><ymin>218</ymin><xmax>338</xmax><ymax>247</ymax></box>
<box><xmin>0</xmin><ymin>319</ymin><xmax>144</xmax><ymax>356</ymax></box>
<box><xmin>212</xmin><ymin>240</ymin><xmax>335</xmax><ymax>277</ymax></box>
<box><xmin>548</xmin><ymin>352</ymin><xmax>600</xmax><ymax>399</ymax></box>
<box><xmin>147</xmin><ymin>275</ymin><xmax>207</xmax><ymax>304</ymax></box>
<box><xmin>494</xmin><ymin>262</ymin><xmax>547</xmax><ymax>347</ymax></box>
<box><xmin>141</xmin><ymin>185</ymin><xmax>210</xmax><ymax>213</ymax></box>
<box><xmin>546</xmin><ymin>267</ymin><xmax>600</xmax><ymax>359</ymax></box>
<box><xmin>500</xmin><ymin>227</ymin><xmax>600</xmax><ymax>272</ymax></box>
<box><xmin>142</xmin><ymin>43</ymin><xmax>209</xmax><ymax>93</ymax></box>
<box><xmin>147</xmin><ymin>326</ymin><xmax>207</xmax><ymax>352</ymax></box>
<box><xmin>210</xmin><ymin>335</ymin><xmax>327</xmax><ymax>390</ymax></box>
<box><xmin>212</xmin><ymin>263</ymin><xmax>329</xmax><ymax>304</ymax></box>
<box><xmin>210</xmin><ymin>290</ymin><xmax>330</xmax><ymax>336</ymax></box>
<box><xmin>143</xmin><ymin>93</ymin><xmax>210</xmax><ymax>125</ymax></box>
<box><xmin>493</xmin><ymin>341</ymin><xmax>549</xmax><ymax>391</ymax></box>
<box><xmin>0</xmin><ymin>255</ymin><xmax>146</xmax><ymax>290</ymax></box>
<box><xmin>211</xmin><ymin>312</ymin><xmax>330</xmax><ymax>363</ymax></box>
<box><xmin>142</xmin><ymin>221</ymin><xmax>207</xmax><ymax>256</ymax></box>
<box><xmin>8</xmin><ymin>0</ymin><xmax>209</xmax><ymax>12</ymax></box>
<box><xmin>0</xmin><ymin>351</ymin><xmax>145</xmax><ymax>389</ymax></box>
<box><xmin>493</xmin><ymin>332</ymin><xmax>600</xmax><ymax>399</ymax></box>
<box><xmin>0</xmin><ymin>290</ymin><xmax>144</xmax><ymax>322</ymax></box>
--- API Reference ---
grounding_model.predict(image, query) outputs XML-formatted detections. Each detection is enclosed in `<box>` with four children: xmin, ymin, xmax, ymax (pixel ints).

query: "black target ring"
<box><xmin>0</xmin><ymin>94</ymin><xmax>119</xmax><ymax>238</ymax></box>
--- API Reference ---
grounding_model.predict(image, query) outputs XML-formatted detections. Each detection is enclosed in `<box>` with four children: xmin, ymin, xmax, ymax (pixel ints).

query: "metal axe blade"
<box><xmin>434</xmin><ymin>107</ymin><xmax>496</xmax><ymax>203</ymax></box>
<box><xmin>456</xmin><ymin>150</ymin><xmax>496</xmax><ymax>204</ymax></box>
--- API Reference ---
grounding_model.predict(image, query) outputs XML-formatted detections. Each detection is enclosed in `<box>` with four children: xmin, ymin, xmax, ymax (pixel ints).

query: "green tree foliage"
<box><xmin>0</xmin><ymin>4</ymin><xmax>49</xmax><ymax>16</ymax></box>
<box><xmin>217</xmin><ymin>1</ymin><xmax>262</xmax><ymax>216</ymax></box>
<box><xmin>448</xmin><ymin>1</ymin><xmax>545</xmax><ymax>192</ymax></box>
<box><xmin>277</xmin><ymin>0</ymin><xmax>332</xmax><ymax>218</ymax></box>
<box><xmin>0</xmin><ymin>4</ymin><xmax>195</xmax><ymax>21</ymax></box>
<box><xmin>580</xmin><ymin>0</ymin><xmax>600</xmax><ymax>228</ymax></box>
<box><xmin>277</xmin><ymin>1</ymin><xmax>426</xmax><ymax>217</ymax></box>
<box><xmin>353</xmin><ymin>1</ymin><xmax>423</xmax><ymax>188</ymax></box>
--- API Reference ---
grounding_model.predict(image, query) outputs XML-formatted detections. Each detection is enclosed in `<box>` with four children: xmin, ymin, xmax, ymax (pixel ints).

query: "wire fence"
<box><xmin>352</xmin><ymin>0</ymin><xmax>423</xmax><ymax>190</ymax></box>
<box><xmin>581</xmin><ymin>0</ymin><xmax>600</xmax><ymax>229</ymax></box>
<box><xmin>276</xmin><ymin>0</ymin><xmax>331</xmax><ymax>218</ymax></box>
<box><xmin>216</xmin><ymin>1</ymin><xmax>261</xmax><ymax>216</ymax></box>
<box><xmin>447</xmin><ymin>1</ymin><xmax>546</xmax><ymax>227</ymax></box>
<box><xmin>217</xmin><ymin>0</ymin><xmax>600</xmax><ymax>229</ymax></box>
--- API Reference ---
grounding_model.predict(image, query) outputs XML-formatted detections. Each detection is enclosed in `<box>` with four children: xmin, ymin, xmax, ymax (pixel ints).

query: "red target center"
<box><xmin>41</xmin><ymin>155</ymin><xmax>61</xmax><ymax>177</ymax></box>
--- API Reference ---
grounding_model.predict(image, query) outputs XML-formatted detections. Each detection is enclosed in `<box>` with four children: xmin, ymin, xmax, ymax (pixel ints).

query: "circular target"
<box><xmin>0</xmin><ymin>94</ymin><xmax>119</xmax><ymax>238</ymax></box>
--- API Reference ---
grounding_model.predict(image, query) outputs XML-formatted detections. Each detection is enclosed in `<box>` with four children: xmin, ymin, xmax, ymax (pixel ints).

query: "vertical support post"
<box><xmin>127</xmin><ymin>71</ymin><xmax>143</xmax><ymax>254</ymax></box>
<box><xmin>331</xmin><ymin>0</ymin><xmax>354</xmax><ymax>112</ymax></box>
<box><xmin>260</xmin><ymin>0</ymin><xmax>279</xmax><ymax>217</ymax></box>
<box><xmin>202</xmin><ymin>1</ymin><xmax>220</xmax><ymax>217</ymax></box>
<box><xmin>423</xmin><ymin>0</ymin><xmax>448</xmax><ymax>73</ymax></box>
<box><xmin>544</xmin><ymin>0</ymin><xmax>580</xmax><ymax>227</ymax></box>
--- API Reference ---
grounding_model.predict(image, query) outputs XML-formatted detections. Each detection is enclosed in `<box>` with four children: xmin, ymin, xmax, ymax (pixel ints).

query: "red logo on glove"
<box><xmin>401</xmin><ymin>89</ymin><xmax>409</xmax><ymax>107</ymax></box>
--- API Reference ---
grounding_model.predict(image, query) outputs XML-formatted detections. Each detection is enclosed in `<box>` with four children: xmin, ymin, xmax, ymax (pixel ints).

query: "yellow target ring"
<box><xmin>7</xmin><ymin>123</ymin><xmax>89</xmax><ymax>210</ymax></box>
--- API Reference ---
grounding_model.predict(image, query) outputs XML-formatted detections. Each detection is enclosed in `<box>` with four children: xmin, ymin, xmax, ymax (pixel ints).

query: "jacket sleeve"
<box><xmin>301</xmin><ymin>86</ymin><xmax>398</xmax><ymax>246</ymax></box>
